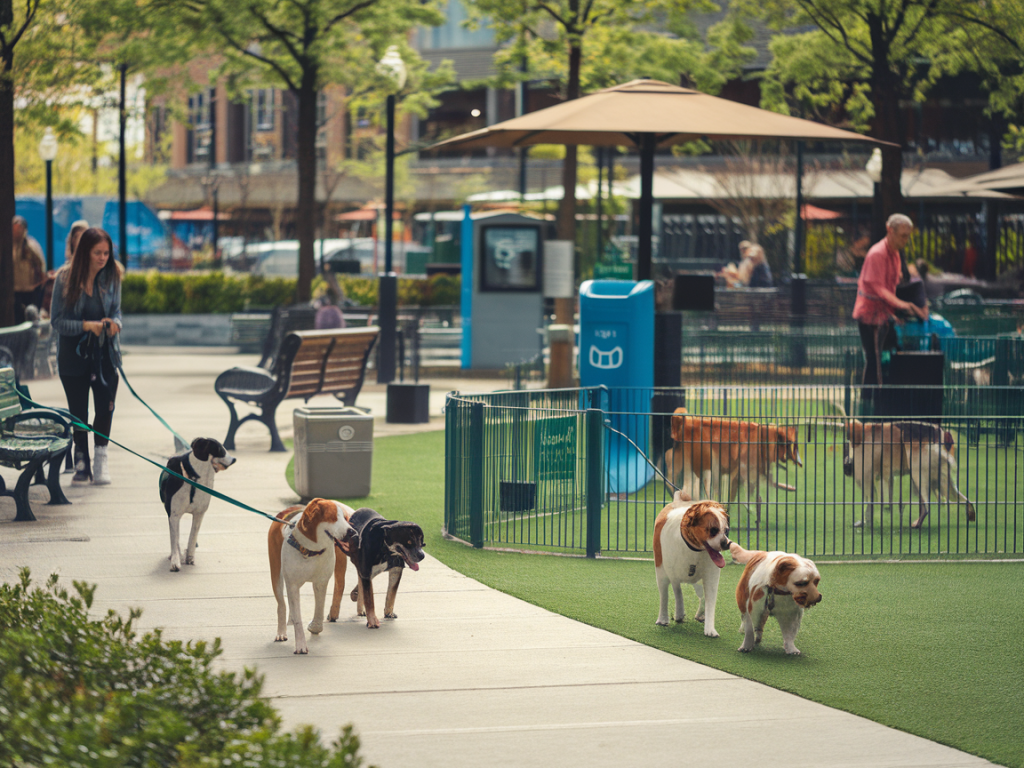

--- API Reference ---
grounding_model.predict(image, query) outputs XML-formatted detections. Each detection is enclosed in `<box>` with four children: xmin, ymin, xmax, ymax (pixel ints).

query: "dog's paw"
<box><xmin>185</xmin><ymin>555</ymin><xmax>195</xmax><ymax>566</ymax></box>
<box><xmin>307</xmin><ymin>621</ymin><xmax>324</xmax><ymax>635</ymax></box>
<box><xmin>704</xmin><ymin>628</ymin><xmax>720</xmax><ymax>638</ymax></box>
<box><xmin>785</xmin><ymin>648</ymin><xmax>802</xmax><ymax>656</ymax></box>
<box><xmin>349</xmin><ymin>587</ymin><xmax>359</xmax><ymax>602</ymax></box>
<box><xmin>169</xmin><ymin>562</ymin><xmax>180</xmax><ymax>572</ymax></box>
<box><xmin>294</xmin><ymin>647</ymin><xmax>308</xmax><ymax>655</ymax></box>
<box><xmin>384</xmin><ymin>612</ymin><xmax>397</xmax><ymax>619</ymax></box>
<box><xmin>366</xmin><ymin>616</ymin><xmax>380</xmax><ymax>629</ymax></box>
<box><xmin>275</xmin><ymin>634</ymin><xmax>288</xmax><ymax>642</ymax></box>
<box><xmin>695</xmin><ymin>611</ymin><xmax>705</xmax><ymax>623</ymax></box>
<box><xmin>738</xmin><ymin>645</ymin><xmax>753</xmax><ymax>653</ymax></box>
<box><xmin>655</xmin><ymin>618</ymin><xmax>669</xmax><ymax>626</ymax></box>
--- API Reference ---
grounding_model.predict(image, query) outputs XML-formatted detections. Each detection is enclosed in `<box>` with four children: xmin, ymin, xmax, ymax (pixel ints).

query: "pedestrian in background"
<box><xmin>852</xmin><ymin>213</ymin><xmax>928</xmax><ymax>397</ymax></box>
<box><xmin>49</xmin><ymin>227</ymin><xmax>123</xmax><ymax>485</ymax></box>
<box><xmin>12</xmin><ymin>215</ymin><xmax>47</xmax><ymax>323</ymax></box>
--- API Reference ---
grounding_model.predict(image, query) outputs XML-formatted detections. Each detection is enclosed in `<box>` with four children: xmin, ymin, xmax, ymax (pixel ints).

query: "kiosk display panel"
<box><xmin>479</xmin><ymin>224</ymin><xmax>541</xmax><ymax>291</ymax></box>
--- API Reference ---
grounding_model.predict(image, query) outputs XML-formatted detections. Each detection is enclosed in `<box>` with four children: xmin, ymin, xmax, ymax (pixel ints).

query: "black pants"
<box><xmin>858</xmin><ymin>320</ymin><xmax>891</xmax><ymax>395</ymax></box>
<box><xmin>60</xmin><ymin>362</ymin><xmax>119</xmax><ymax>452</ymax></box>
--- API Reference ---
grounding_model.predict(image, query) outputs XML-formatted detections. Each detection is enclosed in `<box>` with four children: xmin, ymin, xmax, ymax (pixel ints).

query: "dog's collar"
<box><xmin>765</xmin><ymin>585</ymin><xmax>791</xmax><ymax>613</ymax></box>
<box><xmin>181</xmin><ymin>454</ymin><xmax>199</xmax><ymax>480</ymax></box>
<box><xmin>683</xmin><ymin>538</ymin><xmax>703</xmax><ymax>554</ymax></box>
<box><xmin>287</xmin><ymin>533</ymin><xmax>325</xmax><ymax>558</ymax></box>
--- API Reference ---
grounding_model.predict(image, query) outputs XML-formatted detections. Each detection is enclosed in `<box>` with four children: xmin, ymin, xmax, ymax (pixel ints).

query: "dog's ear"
<box><xmin>770</xmin><ymin>556</ymin><xmax>798</xmax><ymax>589</ymax></box>
<box><xmin>670</xmin><ymin>407</ymin><xmax>687</xmax><ymax>443</ymax></box>
<box><xmin>943</xmin><ymin>430</ymin><xmax>955</xmax><ymax>453</ymax></box>
<box><xmin>191</xmin><ymin>438</ymin><xmax>211</xmax><ymax>461</ymax></box>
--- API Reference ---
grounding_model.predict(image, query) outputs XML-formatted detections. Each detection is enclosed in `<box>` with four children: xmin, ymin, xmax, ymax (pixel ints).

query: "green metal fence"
<box><xmin>444</xmin><ymin>386</ymin><xmax>1024</xmax><ymax>560</ymax></box>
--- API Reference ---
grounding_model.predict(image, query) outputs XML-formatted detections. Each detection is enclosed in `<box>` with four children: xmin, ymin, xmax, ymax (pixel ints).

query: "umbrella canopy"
<box><xmin>430</xmin><ymin>79</ymin><xmax>886</xmax><ymax>278</ymax></box>
<box><xmin>927</xmin><ymin>162</ymin><xmax>1024</xmax><ymax>196</ymax></box>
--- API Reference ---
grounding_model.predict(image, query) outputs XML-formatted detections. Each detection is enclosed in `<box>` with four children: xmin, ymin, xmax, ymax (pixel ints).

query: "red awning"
<box><xmin>336</xmin><ymin>208</ymin><xmax>401</xmax><ymax>221</ymax></box>
<box><xmin>168</xmin><ymin>207</ymin><xmax>230</xmax><ymax>221</ymax></box>
<box><xmin>800</xmin><ymin>204</ymin><xmax>841</xmax><ymax>221</ymax></box>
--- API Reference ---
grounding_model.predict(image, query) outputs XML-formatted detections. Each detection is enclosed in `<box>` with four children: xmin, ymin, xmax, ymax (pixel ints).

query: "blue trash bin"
<box><xmin>579</xmin><ymin>280</ymin><xmax>654</xmax><ymax>495</ymax></box>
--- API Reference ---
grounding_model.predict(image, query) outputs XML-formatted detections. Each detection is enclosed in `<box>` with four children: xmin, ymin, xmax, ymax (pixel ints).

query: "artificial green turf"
<box><xmin>289</xmin><ymin>430</ymin><xmax>1024</xmax><ymax>768</ymax></box>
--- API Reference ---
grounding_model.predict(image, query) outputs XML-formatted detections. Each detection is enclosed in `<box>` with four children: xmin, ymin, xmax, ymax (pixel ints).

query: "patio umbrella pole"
<box><xmin>636</xmin><ymin>133</ymin><xmax>656</xmax><ymax>281</ymax></box>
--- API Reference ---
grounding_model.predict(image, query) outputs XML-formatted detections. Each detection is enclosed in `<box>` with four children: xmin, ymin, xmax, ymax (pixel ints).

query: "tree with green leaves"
<box><xmin>467</xmin><ymin>0</ymin><xmax>730</xmax><ymax>246</ymax></box>
<box><xmin>740</xmin><ymin>0</ymin><xmax>1024</xmax><ymax>237</ymax></box>
<box><xmin>2</xmin><ymin>0</ymin><xmax>88</xmax><ymax>325</ymax></box>
<box><xmin>161</xmin><ymin>0</ymin><xmax>451</xmax><ymax>302</ymax></box>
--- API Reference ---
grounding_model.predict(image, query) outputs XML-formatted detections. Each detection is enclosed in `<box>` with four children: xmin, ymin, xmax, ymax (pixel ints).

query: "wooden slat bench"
<box><xmin>0</xmin><ymin>367</ymin><xmax>72</xmax><ymax>522</ymax></box>
<box><xmin>214</xmin><ymin>326</ymin><xmax>380</xmax><ymax>452</ymax></box>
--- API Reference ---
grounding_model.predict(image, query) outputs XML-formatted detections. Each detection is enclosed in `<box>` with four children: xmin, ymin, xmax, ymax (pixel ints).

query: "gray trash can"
<box><xmin>293</xmin><ymin>406</ymin><xmax>373</xmax><ymax>499</ymax></box>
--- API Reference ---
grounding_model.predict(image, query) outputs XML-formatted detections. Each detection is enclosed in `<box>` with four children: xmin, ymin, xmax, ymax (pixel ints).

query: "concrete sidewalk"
<box><xmin>0</xmin><ymin>348</ymin><xmax>992</xmax><ymax>768</ymax></box>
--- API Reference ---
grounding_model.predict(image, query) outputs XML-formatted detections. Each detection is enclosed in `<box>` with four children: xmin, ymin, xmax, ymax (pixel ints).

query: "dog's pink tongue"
<box><xmin>407</xmin><ymin>560</ymin><xmax>420</xmax><ymax>571</ymax></box>
<box><xmin>705</xmin><ymin>543</ymin><xmax>726</xmax><ymax>568</ymax></box>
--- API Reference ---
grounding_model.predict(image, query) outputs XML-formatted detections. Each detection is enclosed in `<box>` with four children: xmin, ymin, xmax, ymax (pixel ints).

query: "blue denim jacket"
<box><xmin>50</xmin><ymin>268</ymin><xmax>123</xmax><ymax>367</ymax></box>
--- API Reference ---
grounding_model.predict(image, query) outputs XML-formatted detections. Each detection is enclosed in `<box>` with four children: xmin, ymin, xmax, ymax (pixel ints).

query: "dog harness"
<box><xmin>286</xmin><ymin>533</ymin><xmax>325</xmax><ymax>558</ymax></box>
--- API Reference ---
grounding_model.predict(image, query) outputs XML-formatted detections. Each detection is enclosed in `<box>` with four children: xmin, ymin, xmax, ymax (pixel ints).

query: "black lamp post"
<box><xmin>376</xmin><ymin>45</ymin><xmax>406</xmax><ymax>385</ymax></box>
<box><xmin>38</xmin><ymin>128</ymin><xmax>58</xmax><ymax>271</ymax></box>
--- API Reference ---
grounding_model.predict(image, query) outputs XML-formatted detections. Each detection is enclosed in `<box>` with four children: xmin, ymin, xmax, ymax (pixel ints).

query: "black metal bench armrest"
<box><xmin>215</xmin><ymin>366</ymin><xmax>278</xmax><ymax>400</ymax></box>
<box><xmin>5</xmin><ymin>409</ymin><xmax>73</xmax><ymax>439</ymax></box>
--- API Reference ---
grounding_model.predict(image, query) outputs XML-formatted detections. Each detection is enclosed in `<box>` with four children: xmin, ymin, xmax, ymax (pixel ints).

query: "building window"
<box><xmin>254</xmin><ymin>89</ymin><xmax>275</xmax><ymax>131</ymax></box>
<box><xmin>316</xmin><ymin>91</ymin><xmax>329</xmax><ymax>163</ymax></box>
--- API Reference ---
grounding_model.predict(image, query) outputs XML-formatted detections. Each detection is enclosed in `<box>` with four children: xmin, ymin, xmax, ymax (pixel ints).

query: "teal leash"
<box><xmin>116</xmin><ymin>362</ymin><xmax>190</xmax><ymax>453</ymax></box>
<box><xmin>21</xmin><ymin>392</ymin><xmax>287</xmax><ymax>526</ymax></box>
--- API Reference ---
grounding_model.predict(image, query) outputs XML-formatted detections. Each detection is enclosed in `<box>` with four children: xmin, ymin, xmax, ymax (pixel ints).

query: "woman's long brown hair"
<box><xmin>61</xmin><ymin>227</ymin><xmax>123</xmax><ymax>307</ymax></box>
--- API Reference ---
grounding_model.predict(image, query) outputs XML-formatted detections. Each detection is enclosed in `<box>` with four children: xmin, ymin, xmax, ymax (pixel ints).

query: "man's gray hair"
<box><xmin>12</xmin><ymin>215</ymin><xmax>27</xmax><ymax>228</ymax></box>
<box><xmin>886</xmin><ymin>213</ymin><xmax>913</xmax><ymax>231</ymax></box>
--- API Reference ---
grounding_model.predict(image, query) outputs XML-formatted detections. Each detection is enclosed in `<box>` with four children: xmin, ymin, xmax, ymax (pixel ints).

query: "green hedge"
<box><xmin>0</xmin><ymin>569</ymin><xmax>369</xmax><ymax>767</ymax></box>
<box><xmin>122</xmin><ymin>271</ymin><xmax>461</xmax><ymax>314</ymax></box>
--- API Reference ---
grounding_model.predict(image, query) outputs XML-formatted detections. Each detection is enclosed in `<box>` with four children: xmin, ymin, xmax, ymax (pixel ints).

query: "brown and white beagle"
<box><xmin>654</xmin><ymin>496</ymin><xmax>731</xmax><ymax>637</ymax></box>
<box><xmin>731</xmin><ymin>542</ymin><xmax>822</xmax><ymax>655</ymax></box>
<box><xmin>268</xmin><ymin>498</ymin><xmax>354</xmax><ymax>654</ymax></box>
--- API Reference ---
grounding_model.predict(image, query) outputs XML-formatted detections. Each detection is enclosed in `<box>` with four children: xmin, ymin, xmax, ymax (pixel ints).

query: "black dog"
<box><xmin>345</xmin><ymin>507</ymin><xmax>425</xmax><ymax>628</ymax></box>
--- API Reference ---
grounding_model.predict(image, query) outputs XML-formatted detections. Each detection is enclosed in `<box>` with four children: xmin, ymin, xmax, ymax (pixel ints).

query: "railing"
<box><xmin>444</xmin><ymin>386</ymin><xmax>1024</xmax><ymax>560</ymax></box>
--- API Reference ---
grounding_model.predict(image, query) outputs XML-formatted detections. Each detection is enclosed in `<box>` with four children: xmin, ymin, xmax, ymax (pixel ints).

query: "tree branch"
<box><xmin>323</xmin><ymin>0</ymin><xmax>379</xmax><ymax>34</ymax></box>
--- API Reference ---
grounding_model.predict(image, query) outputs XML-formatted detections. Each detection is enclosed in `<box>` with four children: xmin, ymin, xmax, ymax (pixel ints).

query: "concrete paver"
<box><xmin>0</xmin><ymin>347</ymin><xmax>993</xmax><ymax>768</ymax></box>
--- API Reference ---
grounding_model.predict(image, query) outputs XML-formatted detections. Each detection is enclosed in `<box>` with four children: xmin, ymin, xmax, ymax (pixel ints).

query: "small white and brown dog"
<box><xmin>268</xmin><ymin>498</ymin><xmax>354</xmax><ymax>655</ymax></box>
<box><xmin>731</xmin><ymin>543</ymin><xmax>822</xmax><ymax>655</ymax></box>
<box><xmin>654</xmin><ymin>496</ymin><xmax>731</xmax><ymax>637</ymax></box>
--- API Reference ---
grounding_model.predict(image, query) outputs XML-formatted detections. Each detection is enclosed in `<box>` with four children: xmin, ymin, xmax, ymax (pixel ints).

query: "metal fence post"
<box><xmin>586</xmin><ymin>407</ymin><xmax>603</xmax><ymax>558</ymax></box>
<box><xmin>469</xmin><ymin>400</ymin><xmax>484</xmax><ymax>548</ymax></box>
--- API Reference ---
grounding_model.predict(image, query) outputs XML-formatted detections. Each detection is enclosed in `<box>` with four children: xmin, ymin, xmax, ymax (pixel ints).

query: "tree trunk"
<box><xmin>0</xmin><ymin>48</ymin><xmax>16</xmax><ymax>327</ymax></box>
<box><xmin>867</xmin><ymin>15</ymin><xmax>904</xmax><ymax>238</ymax></box>
<box><xmin>294</xmin><ymin>70</ymin><xmax>318</xmax><ymax>304</ymax></box>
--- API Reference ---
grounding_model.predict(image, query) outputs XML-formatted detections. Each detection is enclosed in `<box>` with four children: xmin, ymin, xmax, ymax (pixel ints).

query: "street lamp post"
<box><xmin>38</xmin><ymin>128</ymin><xmax>58</xmax><ymax>271</ymax></box>
<box><xmin>376</xmin><ymin>45</ymin><xmax>406</xmax><ymax>385</ymax></box>
<box><xmin>865</xmin><ymin>148</ymin><xmax>884</xmax><ymax>242</ymax></box>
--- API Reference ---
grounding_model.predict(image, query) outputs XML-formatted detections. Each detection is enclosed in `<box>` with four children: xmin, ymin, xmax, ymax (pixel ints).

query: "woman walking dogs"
<box><xmin>50</xmin><ymin>228</ymin><xmax>123</xmax><ymax>486</ymax></box>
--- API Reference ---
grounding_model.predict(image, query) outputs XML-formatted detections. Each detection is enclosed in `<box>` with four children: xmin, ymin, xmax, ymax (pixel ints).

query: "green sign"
<box><xmin>534</xmin><ymin>415</ymin><xmax>577</xmax><ymax>482</ymax></box>
<box><xmin>593</xmin><ymin>262</ymin><xmax>633</xmax><ymax>280</ymax></box>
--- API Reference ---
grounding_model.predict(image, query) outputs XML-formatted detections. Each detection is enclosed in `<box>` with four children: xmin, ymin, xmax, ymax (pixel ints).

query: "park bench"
<box><xmin>0</xmin><ymin>367</ymin><xmax>72</xmax><ymax>522</ymax></box>
<box><xmin>214</xmin><ymin>326</ymin><xmax>380</xmax><ymax>452</ymax></box>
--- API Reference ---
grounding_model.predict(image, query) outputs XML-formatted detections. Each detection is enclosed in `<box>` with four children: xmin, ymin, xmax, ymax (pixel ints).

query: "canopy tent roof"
<box><xmin>926</xmin><ymin>162</ymin><xmax>1024</xmax><ymax>196</ymax></box>
<box><xmin>430</xmin><ymin>79</ymin><xmax>884</xmax><ymax>151</ymax></box>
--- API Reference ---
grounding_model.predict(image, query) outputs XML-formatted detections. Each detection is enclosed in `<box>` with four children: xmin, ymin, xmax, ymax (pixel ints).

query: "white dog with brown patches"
<box><xmin>654</xmin><ymin>496</ymin><xmax>731</xmax><ymax>637</ymax></box>
<box><xmin>268</xmin><ymin>498</ymin><xmax>354</xmax><ymax>655</ymax></box>
<box><xmin>731</xmin><ymin>543</ymin><xmax>822</xmax><ymax>655</ymax></box>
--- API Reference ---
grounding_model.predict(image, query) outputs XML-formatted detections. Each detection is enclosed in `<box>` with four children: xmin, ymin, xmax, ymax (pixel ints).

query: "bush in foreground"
<box><xmin>0</xmin><ymin>569</ymin><xmax>370</xmax><ymax>768</ymax></box>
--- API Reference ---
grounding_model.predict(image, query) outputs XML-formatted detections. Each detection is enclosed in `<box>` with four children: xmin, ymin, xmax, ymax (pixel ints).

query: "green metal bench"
<box><xmin>0</xmin><ymin>367</ymin><xmax>73</xmax><ymax>522</ymax></box>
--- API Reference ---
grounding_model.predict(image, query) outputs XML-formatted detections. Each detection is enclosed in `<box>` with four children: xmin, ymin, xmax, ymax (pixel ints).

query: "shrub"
<box><xmin>0</xmin><ymin>569</ymin><xmax>371</xmax><ymax>768</ymax></box>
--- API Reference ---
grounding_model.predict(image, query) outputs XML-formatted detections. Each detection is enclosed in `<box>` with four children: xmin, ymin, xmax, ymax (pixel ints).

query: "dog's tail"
<box><xmin>728</xmin><ymin>541</ymin><xmax>761</xmax><ymax>565</ymax></box>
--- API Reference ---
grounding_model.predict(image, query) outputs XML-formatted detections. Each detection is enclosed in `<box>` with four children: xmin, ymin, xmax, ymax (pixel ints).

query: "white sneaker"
<box><xmin>92</xmin><ymin>445</ymin><xmax>111</xmax><ymax>485</ymax></box>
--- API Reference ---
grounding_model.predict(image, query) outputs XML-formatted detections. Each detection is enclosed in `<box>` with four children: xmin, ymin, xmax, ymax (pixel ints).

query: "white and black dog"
<box><xmin>160</xmin><ymin>437</ymin><xmax>236</xmax><ymax>572</ymax></box>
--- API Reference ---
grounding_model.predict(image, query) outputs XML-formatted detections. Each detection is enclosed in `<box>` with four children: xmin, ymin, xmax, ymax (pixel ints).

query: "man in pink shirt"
<box><xmin>853</xmin><ymin>213</ymin><xmax>928</xmax><ymax>392</ymax></box>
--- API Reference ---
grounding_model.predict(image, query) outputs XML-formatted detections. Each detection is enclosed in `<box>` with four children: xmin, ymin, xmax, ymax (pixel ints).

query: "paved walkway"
<box><xmin>0</xmin><ymin>348</ymin><xmax>993</xmax><ymax>768</ymax></box>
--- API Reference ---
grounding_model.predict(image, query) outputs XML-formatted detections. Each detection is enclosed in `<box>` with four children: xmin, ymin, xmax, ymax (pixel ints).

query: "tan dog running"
<box><xmin>268</xmin><ymin>499</ymin><xmax>354</xmax><ymax>654</ymax></box>
<box><xmin>654</xmin><ymin>496</ymin><xmax>731</xmax><ymax>637</ymax></box>
<box><xmin>731</xmin><ymin>542</ymin><xmax>822</xmax><ymax>656</ymax></box>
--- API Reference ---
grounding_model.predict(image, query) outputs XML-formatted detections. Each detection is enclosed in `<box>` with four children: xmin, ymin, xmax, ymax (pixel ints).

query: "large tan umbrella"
<box><xmin>431</xmin><ymin>78</ymin><xmax>886</xmax><ymax>278</ymax></box>
<box><xmin>928</xmin><ymin>162</ymin><xmax>1024</xmax><ymax>196</ymax></box>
